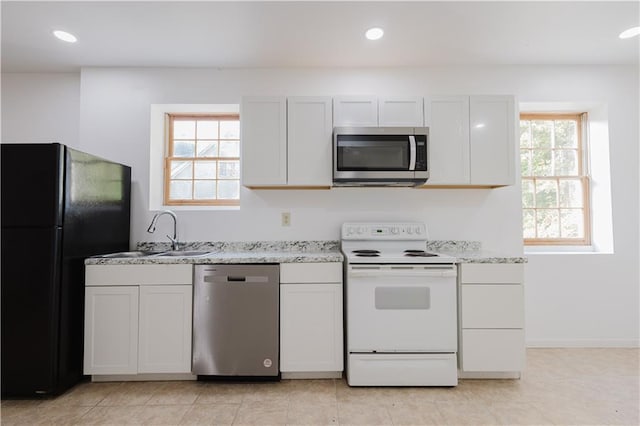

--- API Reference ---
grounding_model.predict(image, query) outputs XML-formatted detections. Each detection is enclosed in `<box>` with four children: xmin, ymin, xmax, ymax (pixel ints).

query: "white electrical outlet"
<box><xmin>282</xmin><ymin>212</ymin><xmax>291</xmax><ymax>226</ymax></box>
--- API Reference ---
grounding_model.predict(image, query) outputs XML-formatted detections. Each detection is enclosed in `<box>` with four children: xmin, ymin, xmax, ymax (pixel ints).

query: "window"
<box><xmin>520</xmin><ymin>113</ymin><xmax>590</xmax><ymax>245</ymax></box>
<box><xmin>164</xmin><ymin>114</ymin><xmax>240</xmax><ymax>206</ymax></box>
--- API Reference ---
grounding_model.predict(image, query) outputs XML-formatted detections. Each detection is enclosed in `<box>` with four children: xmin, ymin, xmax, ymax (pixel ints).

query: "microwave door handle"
<box><xmin>409</xmin><ymin>136</ymin><xmax>416</xmax><ymax>171</ymax></box>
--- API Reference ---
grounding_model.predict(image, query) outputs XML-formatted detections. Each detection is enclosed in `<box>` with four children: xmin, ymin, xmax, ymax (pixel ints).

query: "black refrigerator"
<box><xmin>1</xmin><ymin>143</ymin><xmax>131</xmax><ymax>397</ymax></box>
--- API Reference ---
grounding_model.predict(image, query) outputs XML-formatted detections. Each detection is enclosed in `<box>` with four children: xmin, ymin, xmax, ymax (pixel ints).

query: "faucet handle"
<box><xmin>167</xmin><ymin>235</ymin><xmax>180</xmax><ymax>251</ymax></box>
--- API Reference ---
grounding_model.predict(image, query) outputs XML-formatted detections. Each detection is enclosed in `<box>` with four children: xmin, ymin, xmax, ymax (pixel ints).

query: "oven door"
<box><xmin>346</xmin><ymin>264</ymin><xmax>457</xmax><ymax>353</ymax></box>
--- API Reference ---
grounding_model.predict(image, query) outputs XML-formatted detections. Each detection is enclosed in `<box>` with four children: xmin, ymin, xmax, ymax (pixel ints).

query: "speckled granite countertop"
<box><xmin>85</xmin><ymin>241</ymin><xmax>343</xmax><ymax>265</ymax></box>
<box><xmin>85</xmin><ymin>240</ymin><xmax>525</xmax><ymax>266</ymax></box>
<box><xmin>426</xmin><ymin>241</ymin><xmax>527</xmax><ymax>264</ymax></box>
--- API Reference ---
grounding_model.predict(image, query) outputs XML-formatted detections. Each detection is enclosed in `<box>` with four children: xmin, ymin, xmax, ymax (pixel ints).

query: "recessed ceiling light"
<box><xmin>53</xmin><ymin>30</ymin><xmax>77</xmax><ymax>43</ymax></box>
<box><xmin>619</xmin><ymin>26</ymin><xmax>640</xmax><ymax>39</ymax></box>
<box><xmin>365</xmin><ymin>27</ymin><xmax>384</xmax><ymax>41</ymax></box>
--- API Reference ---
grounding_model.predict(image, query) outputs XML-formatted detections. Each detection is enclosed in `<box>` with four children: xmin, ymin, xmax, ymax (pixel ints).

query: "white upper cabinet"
<box><xmin>424</xmin><ymin>96</ymin><xmax>470</xmax><ymax>185</ymax></box>
<box><xmin>423</xmin><ymin>95</ymin><xmax>515</xmax><ymax>187</ymax></box>
<box><xmin>334</xmin><ymin>96</ymin><xmax>423</xmax><ymax>127</ymax></box>
<box><xmin>241</xmin><ymin>94</ymin><xmax>515</xmax><ymax>188</ymax></box>
<box><xmin>287</xmin><ymin>97</ymin><xmax>333</xmax><ymax>186</ymax></box>
<box><xmin>241</xmin><ymin>96</ymin><xmax>287</xmax><ymax>186</ymax></box>
<box><xmin>469</xmin><ymin>96</ymin><xmax>516</xmax><ymax>186</ymax></box>
<box><xmin>333</xmin><ymin>96</ymin><xmax>378</xmax><ymax>127</ymax></box>
<box><xmin>378</xmin><ymin>97</ymin><xmax>424</xmax><ymax>127</ymax></box>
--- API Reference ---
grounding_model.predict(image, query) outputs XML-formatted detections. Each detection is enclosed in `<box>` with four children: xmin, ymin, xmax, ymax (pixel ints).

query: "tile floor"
<box><xmin>1</xmin><ymin>348</ymin><xmax>638</xmax><ymax>425</ymax></box>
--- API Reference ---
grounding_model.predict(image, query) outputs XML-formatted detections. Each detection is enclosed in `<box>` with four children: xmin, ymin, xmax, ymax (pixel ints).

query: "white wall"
<box><xmin>77</xmin><ymin>67</ymin><xmax>525</xmax><ymax>253</ymax></box>
<box><xmin>2</xmin><ymin>65</ymin><xmax>638</xmax><ymax>347</ymax></box>
<box><xmin>1</xmin><ymin>73</ymin><xmax>80</xmax><ymax>146</ymax></box>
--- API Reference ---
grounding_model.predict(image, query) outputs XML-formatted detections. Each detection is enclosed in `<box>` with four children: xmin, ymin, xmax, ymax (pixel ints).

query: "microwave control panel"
<box><xmin>415</xmin><ymin>138</ymin><xmax>427</xmax><ymax>171</ymax></box>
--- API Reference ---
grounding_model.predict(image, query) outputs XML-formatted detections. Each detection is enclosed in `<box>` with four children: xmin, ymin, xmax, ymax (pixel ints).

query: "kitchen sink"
<box><xmin>152</xmin><ymin>250</ymin><xmax>212</xmax><ymax>257</ymax></box>
<box><xmin>95</xmin><ymin>250</ymin><xmax>212</xmax><ymax>259</ymax></box>
<box><xmin>95</xmin><ymin>251</ymin><xmax>162</xmax><ymax>258</ymax></box>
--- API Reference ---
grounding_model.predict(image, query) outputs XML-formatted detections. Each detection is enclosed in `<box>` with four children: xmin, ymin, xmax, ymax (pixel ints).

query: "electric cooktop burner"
<box><xmin>352</xmin><ymin>250</ymin><xmax>381</xmax><ymax>258</ymax></box>
<box><xmin>404</xmin><ymin>249</ymin><xmax>438</xmax><ymax>257</ymax></box>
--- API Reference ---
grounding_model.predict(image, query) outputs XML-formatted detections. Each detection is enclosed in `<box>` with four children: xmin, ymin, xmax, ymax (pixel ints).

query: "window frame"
<box><xmin>164</xmin><ymin>113</ymin><xmax>240</xmax><ymax>207</ymax></box>
<box><xmin>520</xmin><ymin>113</ymin><xmax>591</xmax><ymax>246</ymax></box>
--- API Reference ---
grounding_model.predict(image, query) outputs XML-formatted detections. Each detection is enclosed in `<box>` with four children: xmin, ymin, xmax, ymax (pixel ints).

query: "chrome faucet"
<box><xmin>147</xmin><ymin>210</ymin><xmax>179</xmax><ymax>250</ymax></box>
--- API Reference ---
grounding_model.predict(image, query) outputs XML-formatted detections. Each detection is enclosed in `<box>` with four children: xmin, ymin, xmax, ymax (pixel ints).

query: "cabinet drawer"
<box><xmin>280</xmin><ymin>263</ymin><xmax>342</xmax><ymax>284</ymax></box>
<box><xmin>461</xmin><ymin>285</ymin><xmax>524</xmax><ymax>328</ymax></box>
<box><xmin>86</xmin><ymin>264</ymin><xmax>192</xmax><ymax>286</ymax></box>
<box><xmin>460</xmin><ymin>263</ymin><xmax>523</xmax><ymax>284</ymax></box>
<box><xmin>461</xmin><ymin>329</ymin><xmax>525</xmax><ymax>372</ymax></box>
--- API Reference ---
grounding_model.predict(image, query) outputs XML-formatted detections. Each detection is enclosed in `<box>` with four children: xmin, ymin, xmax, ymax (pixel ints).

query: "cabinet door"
<box><xmin>280</xmin><ymin>283</ymin><xmax>343</xmax><ymax>372</ymax></box>
<box><xmin>461</xmin><ymin>329</ymin><xmax>525</xmax><ymax>372</ymax></box>
<box><xmin>423</xmin><ymin>96</ymin><xmax>470</xmax><ymax>185</ymax></box>
<box><xmin>469</xmin><ymin>95</ymin><xmax>516</xmax><ymax>186</ymax></box>
<box><xmin>84</xmin><ymin>286</ymin><xmax>139</xmax><ymax>375</ymax></box>
<box><xmin>378</xmin><ymin>97</ymin><xmax>424</xmax><ymax>126</ymax></box>
<box><xmin>333</xmin><ymin>96</ymin><xmax>378</xmax><ymax>127</ymax></box>
<box><xmin>241</xmin><ymin>96</ymin><xmax>287</xmax><ymax>186</ymax></box>
<box><xmin>138</xmin><ymin>285</ymin><xmax>193</xmax><ymax>374</ymax></box>
<box><xmin>287</xmin><ymin>97</ymin><xmax>333</xmax><ymax>186</ymax></box>
<box><xmin>461</xmin><ymin>285</ymin><xmax>524</xmax><ymax>328</ymax></box>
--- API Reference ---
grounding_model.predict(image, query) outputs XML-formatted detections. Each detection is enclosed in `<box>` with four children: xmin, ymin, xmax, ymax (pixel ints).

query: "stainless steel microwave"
<box><xmin>333</xmin><ymin>127</ymin><xmax>429</xmax><ymax>187</ymax></box>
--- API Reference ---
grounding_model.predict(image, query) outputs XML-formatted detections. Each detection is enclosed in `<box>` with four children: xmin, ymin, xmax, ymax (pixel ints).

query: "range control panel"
<box><xmin>341</xmin><ymin>222</ymin><xmax>428</xmax><ymax>240</ymax></box>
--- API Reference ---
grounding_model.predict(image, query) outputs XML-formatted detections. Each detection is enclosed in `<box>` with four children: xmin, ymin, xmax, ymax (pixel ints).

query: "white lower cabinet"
<box><xmin>458</xmin><ymin>263</ymin><xmax>525</xmax><ymax>377</ymax></box>
<box><xmin>461</xmin><ymin>329</ymin><xmax>525</xmax><ymax>372</ymax></box>
<box><xmin>84</xmin><ymin>286</ymin><xmax>139</xmax><ymax>375</ymax></box>
<box><xmin>138</xmin><ymin>285</ymin><xmax>192</xmax><ymax>373</ymax></box>
<box><xmin>84</xmin><ymin>264</ymin><xmax>193</xmax><ymax>376</ymax></box>
<box><xmin>279</xmin><ymin>263</ymin><xmax>343</xmax><ymax>377</ymax></box>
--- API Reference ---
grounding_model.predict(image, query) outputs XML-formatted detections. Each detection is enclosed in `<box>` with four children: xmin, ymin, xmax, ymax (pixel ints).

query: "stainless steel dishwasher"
<box><xmin>193</xmin><ymin>264</ymin><xmax>279</xmax><ymax>378</ymax></box>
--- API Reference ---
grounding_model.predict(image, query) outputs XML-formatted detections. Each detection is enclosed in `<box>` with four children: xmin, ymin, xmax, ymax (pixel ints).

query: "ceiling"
<box><xmin>2</xmin><ymin>1</ymin><xmax>639</xmax><ymax>73</ymax></box>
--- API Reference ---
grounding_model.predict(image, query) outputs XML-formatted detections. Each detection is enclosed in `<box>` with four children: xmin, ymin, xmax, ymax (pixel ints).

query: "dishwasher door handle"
<box><xmin>203</xmin><ymin>275</ymin><xmax>270</xmax><ymax>284</ymax></box>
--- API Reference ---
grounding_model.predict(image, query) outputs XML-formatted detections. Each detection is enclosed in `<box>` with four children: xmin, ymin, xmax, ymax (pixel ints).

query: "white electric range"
<box><xmin>341</xmin><ymin>222</ymin><xmax>458</xmax><ymax>386</ymax></box>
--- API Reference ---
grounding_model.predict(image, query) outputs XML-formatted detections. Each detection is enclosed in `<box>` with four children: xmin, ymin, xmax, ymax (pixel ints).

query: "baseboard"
<box><xmin>281</xmin><ymin>371</ymin><xmax>343</xmax><ymax>379</ymax></box>
<box><xmin>91</xmin><ymin>373</ymin><xmax>197</xmax><ymax>382</ymax></box>
<box><xmin>458</xmin><ymin>371</ymin><xmax>521</xmax><ymax>379</ymax></box>
<box><xmin>526</xmin><ymin>339</ymin><xmax>640</xmax><ymax>348</ymax></box>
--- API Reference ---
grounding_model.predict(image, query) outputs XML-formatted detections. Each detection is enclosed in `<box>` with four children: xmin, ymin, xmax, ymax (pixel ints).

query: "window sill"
<box><xmin>525</xmin><ymin>245</ymin><xmax>613</xmax><ymax>255</ymax></box>
<box><xmin>159</xmin><ymin>205</ymin><xmax>240</xmax><ymax>211</ymax></box>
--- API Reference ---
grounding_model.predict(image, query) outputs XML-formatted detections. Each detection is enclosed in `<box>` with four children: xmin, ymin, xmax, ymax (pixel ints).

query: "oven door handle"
<box><xmin>408</xmin><ymin>136</ymin><xmax>417</xmax><ymax>171</ymax></box>
<box><xmin>349</xmin><ymin>269</ymin><xmax>457</xmax><ymax>278</ymax></box>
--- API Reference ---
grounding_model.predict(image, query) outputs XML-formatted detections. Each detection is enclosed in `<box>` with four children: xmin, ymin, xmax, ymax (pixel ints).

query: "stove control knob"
<box><xmin>414</xmin><ymin>227</ymin><xmax>422</xmax><ymax>235</ymax></box>
<box><xmin>346</xmin><ymin>227</ymin><xmax>354</xmax><ymax>236</ymax></box>
<box><xmin>407</xmin><ymin>227</ymin><xmax>413</xmax><ymax>235</ymax></box>
<box><xmin>391</xmin><ymin>227</ymin><xmax>399</xmax><ymax>234</ymax></box>
<box><xmin>357</xmin><ymin>227</ymin><xmax>365</xmax><ymax>235</ymax></box>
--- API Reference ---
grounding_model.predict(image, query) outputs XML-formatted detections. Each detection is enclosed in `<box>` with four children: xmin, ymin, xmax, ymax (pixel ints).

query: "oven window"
<box><xmin>375</xmin><ymin>287</ymin><xmax>431</xmax><ymax>310</ymax></box>
<box><xmin>337</xmin><ymin>136</ymin><xmax>410</xmax><ymax>171</ymax></box>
